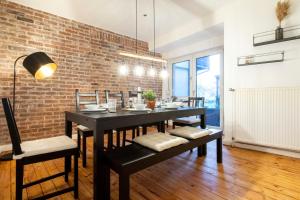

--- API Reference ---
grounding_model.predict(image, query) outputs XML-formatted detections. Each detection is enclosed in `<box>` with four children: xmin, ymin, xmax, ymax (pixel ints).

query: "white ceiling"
<box><xmin>10</xmin><ymin>0</ymin><xmax>231</xmax><ymax>48</ymax></box>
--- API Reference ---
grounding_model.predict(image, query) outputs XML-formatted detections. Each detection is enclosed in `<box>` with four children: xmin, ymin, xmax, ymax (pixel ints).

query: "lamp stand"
<box><xmin>13</xmin><ymin>55</ymin><xmax>27</xmax><ymax>114</ymax></box>
<box><xmin>0</xmin><ymin>55</ymin><xmax>27</xmax><ymax>161</ymax></box>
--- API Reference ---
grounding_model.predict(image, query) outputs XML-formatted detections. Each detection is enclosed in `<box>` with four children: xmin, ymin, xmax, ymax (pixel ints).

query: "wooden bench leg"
<box><xmin>82</xmin><ymin>135</ymin><xmax>87</xmax><ymax>167</ymax></box>
<box><xmin>217</xmin><ymin>137</ymin><xmax>222</xmax><ymax>163</ymax></box>
<box><xmin>202</xmin><ymin>144</ymin><xmax>207</xmax><ymax>156</ymax></box>
<box><xmin>119</xmin><ymin>174</ymin><xmax>130</xmax><ymax>200</ymax></box>
<box><xmin>197</xmin><ymin>146</ymin><xmax>203</xmax><ymax>157</ymax></box>
<box><xmin>16</xmin><ymin>160</ymin><xmax>23</xmax><ymax>200</ymax></box>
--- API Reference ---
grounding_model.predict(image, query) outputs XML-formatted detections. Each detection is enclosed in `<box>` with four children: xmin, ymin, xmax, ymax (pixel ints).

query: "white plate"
<box><xmin>162</xmin><ymin>105</ymin><xmax>179</xmax><ymax>109</ymax></box>
<box><xmin>126</xmin><ymin>108</ymin><xmax>152</xmax><ymax>112</ymax></box>
<box><xmin>81</xmin><ymin>108</ymin><xmax>107</xmax><ymax>112</ymax></box>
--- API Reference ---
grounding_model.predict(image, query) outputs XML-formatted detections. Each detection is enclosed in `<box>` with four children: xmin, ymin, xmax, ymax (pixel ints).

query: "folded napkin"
<box><xmin>168</xmin><ymin>126</ymin><xmax>212</xmax><ymax>139</ymax></box>
<box><xmin>133</xmin><ymin>133</ymin><xmax>188</xmax><ymax>152</ymax></box>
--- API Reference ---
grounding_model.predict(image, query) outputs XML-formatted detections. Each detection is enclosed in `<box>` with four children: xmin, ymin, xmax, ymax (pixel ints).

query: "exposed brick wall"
<box><xmin>0</xmin><ymin>0</ymin><xmax>162</xmax><ymax>145</ymax></box>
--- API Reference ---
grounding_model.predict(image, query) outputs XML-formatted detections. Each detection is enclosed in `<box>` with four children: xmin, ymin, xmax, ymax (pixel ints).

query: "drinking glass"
<box><xmin>108</xmin><ymin>99</ymin><xmax>117</xmax><ymax>113</ymax></box>
<box><xmin>128</xmin><ymin>98</ymin><xmax>134</xmax><ymax>108</ymax></box>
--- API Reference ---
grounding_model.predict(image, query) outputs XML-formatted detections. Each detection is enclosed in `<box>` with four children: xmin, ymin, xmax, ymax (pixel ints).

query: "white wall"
<box><xmin>163</xmin><ymin>0</ymin><xmax>300</xmax><ymax>154</ymax></box>
<box><xmin>223</xmin><ymin>0</ymin><xmax>300</xmax><ymax>144</ymax></box>
<box><xmin>163</xmin><ymin>35</ymin><xmax>224</xmax><ymax>59</ymax></box>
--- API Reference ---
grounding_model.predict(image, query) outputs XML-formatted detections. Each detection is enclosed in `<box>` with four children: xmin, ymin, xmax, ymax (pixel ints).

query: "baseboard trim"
<box><xmin>233</xmin><ymin>142</ymin><xmax>300</xmax><ymax>159</ymax></box>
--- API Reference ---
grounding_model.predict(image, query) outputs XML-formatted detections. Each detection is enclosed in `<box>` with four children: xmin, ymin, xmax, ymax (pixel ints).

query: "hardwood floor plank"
<box><xmin>180</xmin><ymin>148</ymin><xmax>300</xmax><ymax>197</ymax></box>
<box><xmin>24</xmin><ymin>164</ymin><xmax>43</xmax><ymax>199</ymax></box>
<box><xmin>33</xmin><ymin>162</ymin><xmax>57</xmax><ymax>197</ymax></box>
<box><xmin>173</xmin><ymin>153</ymin><xmax>297</xmax><ymax>200</ymax></box>
<box><xmin>0</xmin><ymin>161</ymin><xmax>11</xmax><ymax>200</ymax></box>
<box><xmin>43</xmin><ymin>160</ymin><xmax>72</xmax><ymax>200</ymax></box>
<box><xmin>1</xmin><ymin>132</ymin><xmax>300</xmax><ymax>200</ymax></box>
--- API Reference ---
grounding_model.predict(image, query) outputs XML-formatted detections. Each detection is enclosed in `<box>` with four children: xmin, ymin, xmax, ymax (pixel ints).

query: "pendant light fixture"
<box><xmin>147</xmin><ymin>0</ymin><xmax>158</xmax><ymax>77</ymax></box>
<box><xmin>133</xmin><ymin>0</ymin><xmax>145</xmax><ymax>77</ymax></box>
<box><xmin>118</xmin><ymin>32</ymin><xmax>129</xmax><ymax>76</ymax></box>
<box><xmin>153</xmin><ymin>0</ymin><xmax>168</xmax><ymax>79</ymax></box>
<box><xmin>160</xmin><ymin>66</ymin><xmax>169</xmax><ymax>79</ymax></box>
<box><xmin>119</xmin><ymin>64</ymin><xmax>129</xmax><ymax>76</ymax></box>
<box><xmin>118</xmin><ymin>21</ymin><xmax>129</xmax><ymax>76</ymax></box>
<box><xmin>147</xmin><ymin>67</ymin><xmax>157</xmax><ymax>77</ymax></box>
<box><xmin>119</xmin><ymin>0</ymin><xmax>167</xmax><ymax>65</ymax></box>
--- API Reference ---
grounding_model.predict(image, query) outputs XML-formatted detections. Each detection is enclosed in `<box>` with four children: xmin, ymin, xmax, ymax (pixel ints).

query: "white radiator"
<box><xmin>233</xmin><ymin>87</ymin><xmax>300</xmax><ymax>152</ymax></box>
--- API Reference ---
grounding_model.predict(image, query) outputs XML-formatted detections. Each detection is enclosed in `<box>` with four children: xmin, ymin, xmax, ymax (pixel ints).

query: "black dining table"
<box><xmin>65</xmin><ymin>107</ymin><xmax>206</xmax><ymax>200</ymax></box>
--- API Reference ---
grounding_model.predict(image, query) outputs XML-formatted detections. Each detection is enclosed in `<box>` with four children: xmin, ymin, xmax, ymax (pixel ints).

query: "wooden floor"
<box><xmin>1</xmin><ymin>131</ymin><xmax>300</xmax><ymax>200</ymax></box>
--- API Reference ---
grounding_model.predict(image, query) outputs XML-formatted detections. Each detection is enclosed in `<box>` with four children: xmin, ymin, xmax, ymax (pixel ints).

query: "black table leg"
<box><xmin>157</xmin><ymin>123</ymin><xmax>161</xmax><ymax>132</ymax></box>
<box><xmin>65</xmin><ymin>118</ymin><xmax>72</xmax><ymax>173</ymax></box>
<box><xmin>142</xmin><ymin>125</ymin><xmax>147</xmax><ymax>135</ymax></box>
<box><xmin>94</xmin><ymin>125</ymin><xmax>110</xmax><ymax>200</ymax></box>
<box><xmin>217</xmin><ymin>137</ymin><xmax>222</xmax><ymax>163</ymax></box>
<box><xmin>119</xmin><ymin>174</ymin><xmax>130</xmax><ymax>200</ymax></box>
<box><xmin>200</xmin><ymin>113</ymin><xmax>206</xmax><ymax>129</ymax></box>
<box><xmin>160</xmin><ymin>121</ymin><xmax>165</xmax><ymax>133</ymax></box>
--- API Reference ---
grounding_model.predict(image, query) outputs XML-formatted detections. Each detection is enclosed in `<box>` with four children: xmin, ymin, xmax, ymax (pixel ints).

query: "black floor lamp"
<box><xmin>0</xmin><ymin>52</ymin><xmax>57</xmax><ymax>160</ymax></box>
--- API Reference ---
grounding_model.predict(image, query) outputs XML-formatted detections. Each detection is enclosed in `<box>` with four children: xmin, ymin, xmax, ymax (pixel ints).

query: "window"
<box><xmin>172</xmin><ymin>60</ymin><xmax>190</xmax><ymax>97</ymax></box>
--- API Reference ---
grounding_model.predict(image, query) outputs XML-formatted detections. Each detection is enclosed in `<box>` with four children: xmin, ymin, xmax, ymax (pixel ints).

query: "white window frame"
<box><xmin>168</xmin><ymin>47</ymin><xmax>224</xmax><ymax>128</ymax></box>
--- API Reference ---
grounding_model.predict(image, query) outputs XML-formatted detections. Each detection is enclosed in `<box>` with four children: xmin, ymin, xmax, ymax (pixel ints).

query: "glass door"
<box><xmin>196</xmin><ymin>54</ymin><xmax>221</xmax><ymax>127</ymax></box>
<box><xmin>168</xmin><ymin>48</ymin><xmax>223</xmax><ymax>128</ymax></box>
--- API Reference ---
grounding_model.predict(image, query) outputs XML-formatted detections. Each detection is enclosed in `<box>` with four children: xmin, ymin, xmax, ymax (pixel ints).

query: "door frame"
<box><xmin>168</xmin><ymin>47</ymin><xmax>224</xmax><ymax>128</ymax></box>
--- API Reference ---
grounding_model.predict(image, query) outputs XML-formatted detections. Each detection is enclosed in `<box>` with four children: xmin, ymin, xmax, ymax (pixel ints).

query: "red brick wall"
<box><xmin>0</xmin><ymin>1</ymin><xmax>162</xmax><ymax>145</ymax></box>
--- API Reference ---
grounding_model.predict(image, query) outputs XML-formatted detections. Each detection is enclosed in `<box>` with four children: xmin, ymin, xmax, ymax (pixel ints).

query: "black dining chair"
<box><xmin>75</xmin><ymin>89</ymin><xmax>99</xmax><ymax>167</ymax></box>
<box><xmin>128</xmin><ymin>90</ymin><xmax>164</xmax><ymax>135</ymax></box>
<box><xmin>105</xmin><ymin>90</ymin><xmax>141</xmax><ymax>147</ymax></box>
<box><xmin>172</xmin><ymin>97</ymin><xmax>205</xmax><ymax>153</ymax></box>
<box><xmin>128</xmin><ymin>90</ymin><xmax>142</xmax><ymax>98</ymax></box>
<box><xmin>1</xmin><ymin>98</ymin><xmax>78</xmax><ymax>200</ymax></box>
<box><xmin>75</xmin><ymin>89</ymin><xmax>115</xmax><ymax>167</ymax></box>
<box><xmin>173</xmin><ymin>97</ymin><xmax>205</xmax><ymax>128</ymax></box>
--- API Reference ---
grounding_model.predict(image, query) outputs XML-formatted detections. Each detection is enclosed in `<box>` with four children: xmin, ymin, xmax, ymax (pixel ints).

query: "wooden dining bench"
<box><xmin>103</xmin><ymin>129</ymin><xmax>223</xmax><ymax>200</ymax></box>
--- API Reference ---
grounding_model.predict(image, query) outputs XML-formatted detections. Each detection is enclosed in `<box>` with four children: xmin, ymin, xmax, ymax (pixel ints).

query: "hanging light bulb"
<box><xmin>118</xmin><ymin>64</ymin><xmax>129</xmax><ymax>76</ymax></box>
<box><xmin>160</xmin><ymin>67</ymin><xmax>169</xmax><ymax>79</ymax></box>
<box><xmin>134</xmin><ymin>65</ymin><xmax>145</xmax><ymax>76</ymax></box>
<box><xmin>147</xmin><ymin>66</ymin><xmax>157</xmax><ymax>77</ymax></box>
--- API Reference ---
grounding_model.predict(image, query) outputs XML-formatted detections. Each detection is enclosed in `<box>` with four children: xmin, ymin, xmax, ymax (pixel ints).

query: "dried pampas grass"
<box><xmin>276</xmin><ymin>0</ymin><xmax>290</xmax><ymax>27</ymax></box>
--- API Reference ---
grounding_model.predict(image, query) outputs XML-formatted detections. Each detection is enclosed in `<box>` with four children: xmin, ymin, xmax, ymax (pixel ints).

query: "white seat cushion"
<box><xmin>168</xmin><ymin>126</ymin><xmax>212</xmax><ymax>139</ymax></box>
<box><xmin>13</xmin><ymin>136</ymin><xmax>77</xmax><ymax>159</ymax></box>
<box><xmin>77</xmin><ymin>125</ymin><xmax>91</xmax><ymax>131</ymax></box>
<box><xmin>133</xmin><ymin>133</ymin><xmax>188</xmax><ymax>152</ymax></box>
<box><xmin>173</xmin><ymin>116</ymin><xmax>200</xmax><ymax>124</ymax></box>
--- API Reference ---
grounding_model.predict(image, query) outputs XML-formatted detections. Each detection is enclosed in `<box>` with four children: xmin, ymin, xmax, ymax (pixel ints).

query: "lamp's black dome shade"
<box><xmin>23</xmin><ymin>52</ymin><xmax>57</xmax><ymax>80</ymax></box>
